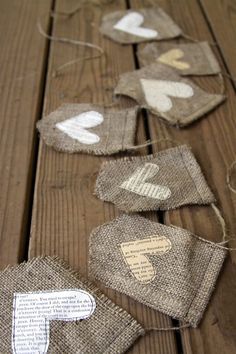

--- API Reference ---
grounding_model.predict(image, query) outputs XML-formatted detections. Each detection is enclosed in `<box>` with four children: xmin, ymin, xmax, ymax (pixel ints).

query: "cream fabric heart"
<box><xmin>113</xmin><ymin>12</ymin><xmax>158</xmax><ymax>38</ymax></box>
<box><xmin>120</xmin><ymin>236</ymin><xmax>172</xmax><ymax>283</ymax></box>
<box><xmin>120</xmin><ymin>163</ymin><xmax>171</xmax><ymax>200</ymax></box>
<box><xmin>140</xmin><ymin>79</ymin><xmax>194</xmax><ymax>113</ymax></box>
<box><xmin>56</xmin><ymin>111</ymin><xmax>104</xmax><ymax>145</ymax></box>
<box><xmin>157</xmin><ymin>49</ymin><xmax>190</xmax><ymax>70</ymax></box>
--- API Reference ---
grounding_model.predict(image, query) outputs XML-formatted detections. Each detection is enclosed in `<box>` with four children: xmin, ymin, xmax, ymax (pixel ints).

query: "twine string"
<box><xmin>51</xmin><ymin>0</ymin><xmax>115</xmax><ymax>18</ymax></box>
<box><xmin>227</xmin><ymin>160</ymin><xmax>236</xmax><ymax>194</ymax></box>
<box><xmin>37</xmin><ymin>21</ymin><xmax>104</xmax><ymax>77</ymax></box>
<box><xmin>146</xmin><ymin>323</ymin><xmax>190</xmax><ymax>332</ymax></box>
<box><xmin>128</xmin><ymin>138</ymin><xmax>181</xmax><ymax>151</ymax></box>
<box><xmin>211</xmin><ymin>203</ymin><xmax>227</xmax><ymax>242</ymax></box>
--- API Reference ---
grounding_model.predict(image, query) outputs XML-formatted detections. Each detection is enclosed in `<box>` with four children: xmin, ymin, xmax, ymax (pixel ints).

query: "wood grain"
<box><xmin>199</xmin><ymin>0</ymin><xmax>236</xmax><ymax>88</ymax></box>
<box><xmin>29</xmin><ymin>0</ymin><xmax>177</xmax><ymax>353</ymax></box>
<box><xmin>131</xmin><ymin>0</ymin><xmax>236</xmax><ymax>353</ymax></box>
<box><xmin>0</xmin><ymin>0</ymin><xmax>52</xmax><ymax>269</ymax></box>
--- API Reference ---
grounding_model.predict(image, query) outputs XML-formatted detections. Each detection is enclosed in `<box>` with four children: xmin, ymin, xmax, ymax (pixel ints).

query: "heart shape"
<box><xmin>140</xmin><ymin>79</ymin><xmax>194</xmax><ymax>113</ymax></box>
<box><xmin>157</xmin><ymin>49</ymin><xmax>190</xmax><ymax>70</ymax></box>
<box><xmin>113</xmin><ymin>12</ymin><xmax>158</xmax><ymax>39</ymax></box>
<box><xmin>120</xmin><ymin>163</ymin><xmax>171</xmax><ymax>200</ymax></box>
<box><xmin>120</xmin><ymin>235</ymin><xmax>172</xmax><ymax>283</ymax></box>
<box><xmin>56</xmin><ymin>111</ymin><xmax>104</xmax><ymax>145</ymax></box>
<box><xmin>12</xmin><ymin>290</ymin><xmax>96</xmax><ymax>354</ymax></box>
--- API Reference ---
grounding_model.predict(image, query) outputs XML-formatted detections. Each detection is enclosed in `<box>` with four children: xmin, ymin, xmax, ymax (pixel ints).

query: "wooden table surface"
<box><xmin>1</xmin><ymin>0</ymin><xmax>236</xmax><ymax>353</ymax></box>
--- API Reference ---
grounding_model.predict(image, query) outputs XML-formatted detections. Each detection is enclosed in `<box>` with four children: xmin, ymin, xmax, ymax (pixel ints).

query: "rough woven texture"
<box><xmin>114</xmin><ymin>63</ymin><xmax>225</xmax><ymax>127</ymax></box>
<box><xmin>100</xmin><ymin>7</ymin><xmax>182</xmax><ymax>44</ymax></box>
<box><xmin>0</xmin><ymin>256</ymin><xmax>144</xmax><ymax>354</ymax></box>
<box><xmin>138</xmin><ymin>41</ymin><xmax>221</xmax><ymax>76</ymax></box>
<box><xmin>95</xmin><ymin>145</ymin><xmax>216</xmax><ymax>212</ymax></box>
<box><xmin>37</xmin><ymin>104</ymin><xmax>138</xmax><ymax>155</ymax></box>
<box><xmin>89</xmin><ymin>214</ymin><xmax>227</xmax><ymax>327</ymax></box>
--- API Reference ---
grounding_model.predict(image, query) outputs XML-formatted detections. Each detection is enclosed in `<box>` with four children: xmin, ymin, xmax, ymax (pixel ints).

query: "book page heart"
<box><xmin>120</xmin><ymin>236</ymin><xmax>172</xmax><ymax>283</ymax></box>
<box><xmin>12</xmin><ymin>289</ymin><xmax>96</xmax><ymax>354</ymax></box>
<box><xmin>140</xmin><ymin>79</ymin><xmax>194</xmax><ymax>113</ymax></box>
<box><xmin>157</xmin><ymin>49</ymin><xmax>190</xmax><ymax>70</ymax></box>
<box><xmin>114</xmin><ymin>12</ymin><xmax>158</xmax><ymax>38</ymax></box>
<box><xmin>120</xmin><ymin>163</ymin><xmax>171</xmax><ymax>200</ymax></box>
<box><xmin>56</xmin><ymin>111</ymin><xmax>104</xmax><ymax>145</ymax></box>
<box><xmin>138</xmin><ymin>42</ymin><xmax>221</xmax><ymax>76</ymax></box>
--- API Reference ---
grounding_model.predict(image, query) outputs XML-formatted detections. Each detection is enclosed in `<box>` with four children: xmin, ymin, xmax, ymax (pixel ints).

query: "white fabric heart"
<box><xmin>56</xmin><ymin>111</ymin><xmax>104</xmax><ymax>145</ymax></box>
<box><xmin>113</xmin><ymin>12</ymin><xmax>158</xmax><ymax>39</ymax></box>
<box><xmin>140</xmin><ymin>79</ymin><xmax>194</xmax><ymax>113</ymax></box>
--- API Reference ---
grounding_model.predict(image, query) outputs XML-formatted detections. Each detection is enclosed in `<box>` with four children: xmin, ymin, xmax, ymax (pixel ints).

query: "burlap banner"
<box><xmin>89</xmin><ymin>214</ymin><xmax>227</xmax><ymax>327</ymax></box>
<box><xmin>114</xmin><ymin>63</ymin><xmax>225</xmax><ymax>126</ymax></box>
<box><xmin>100</xmin><ymin>7</ymin><xmax>182</xmax><ymax>44</ymax></box>
<box><xmin>37</xmin><ymin>104</ymin><xmax>138</xmax><ymax>155</ymax></box>
<box><xmin>95</xmin><ymin>145</ymin><xmax>215</xmax><ymax>212</ymax></box>
<box><xmin>0</xmin><ymin>256</ymin><xmax>143</xmax><ymax>354</ymax></box>
<box><xmin>138</xmin><ymin>41</ymin><xmax>221</xmax><ymax>76</ymax></box>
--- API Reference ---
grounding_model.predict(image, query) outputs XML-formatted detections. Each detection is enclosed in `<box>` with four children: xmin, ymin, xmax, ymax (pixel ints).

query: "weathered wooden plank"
<box><xmin>199</xmin><ymin>0</ymin><xmax>236</xmax><ymax>87</ymax></box>
<box><xmin>0</xmin><ymin>0</ymin><xmax>52</xmax><ymax>269</ymax></box>
<box><xmin>130</xmin><ymin>0</ymin><xmax>236</xmax><ymax>353</ymax></box>
<box><xmin>29</xmin><ymin>0</ymin><xmax>178</xmax><ymax>353</ymax></box>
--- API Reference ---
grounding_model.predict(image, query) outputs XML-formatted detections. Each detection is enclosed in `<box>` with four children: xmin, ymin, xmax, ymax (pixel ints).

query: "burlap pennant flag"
<box><xmin>0</xmin><ymin>256</ymin><xmax>144</xmax><ymax>354</ymax></box>
<box><xmin>89</xmin><ymin>214</ymin><xmax>227</xmax><ymax>327</ymax></box>
<box><xmin>138</xmin><ymin>41</ymin><xmax>221</xmax><ymax>76</ymax></box>
<box><xmin>95</xmin><ymin>145</ymin><xmax>215</xmax><ymax>212</ymax></box>
<box><xmin>114</xmin><ymin>63</ymin><xmax>225</xmax><ymax>126</ymax></box>
<box><xmin>100</xmin><ymin>7</ymin><xmax>182</xmax><ymax>44</ymax></box>
<box><xmin>37</xmin><ymin>104</ymin><xmax>138</xmax><ymax>155</ymax></box>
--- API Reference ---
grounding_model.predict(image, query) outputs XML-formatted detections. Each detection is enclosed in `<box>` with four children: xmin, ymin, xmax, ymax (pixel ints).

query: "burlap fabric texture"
<box><xmin>37</xmin><ymin>104</ymin><xmax>138</xmax><ymax>155</ymax></box>
<box><xmin>89</xmin><ymin>214</ymin><xmax>227</xmax><ymax>327</ymax></box>
<box><xmin>95</xmin><ymin>145</ymin><xmax>216</xmax><ymax>213</ymax></box>
<box><xmin>0</xmin><ymin>256</ymin><xmax>144</xmax><ymax>354</ymax></box>
<box><xmin>138</xmin><ymin>41</ymin><xmax>221</xmax><ymax>76</ymax></box>
<box><xmin>100</xmin><ymin>7</ymin><xmax>182</xmax><ymax>44</ymax></box>
<box><xmin>114</xmin><ymin>63</ymin><xmax>225</xmax><ymax>127</ymax></box>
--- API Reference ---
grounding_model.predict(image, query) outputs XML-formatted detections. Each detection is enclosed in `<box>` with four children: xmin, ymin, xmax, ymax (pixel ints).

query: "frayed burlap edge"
<box><xmin>1</xmin><ymin>256</ymin><xmax>144</xmax><ymax>353</ymax></box>
<box><xmin>88</xmin><ymin>218</ymin><xmax>227</xmax><ymax>327</ymax></box>
<box><xmin>94</xmin><ymin>144</ymin><xmax>216</xmax><ymax>212</ymax></box>
<box><xmin>36</xmin><ymin>105</ymin><xmax>139</xmax><ymax>156</ymax></box>
<box><xmin>114</xmin><ymin>90</ymin><xmax>225</xmax><ymax>128</ymax></box>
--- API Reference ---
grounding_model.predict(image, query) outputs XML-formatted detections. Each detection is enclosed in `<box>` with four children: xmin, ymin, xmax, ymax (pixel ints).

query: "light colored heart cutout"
<box><xmin>157</xmin><ymin>49</ymin><xmax>190</xmax><ymax>70</ymax></box>
<box><xmin>113</xmin><ymin>12</ymin><xmax>158</xmax><ymax>39</ymax></box>
<box><xmin>56</xmin><ymin>111</ymin><xmax>104</xmax><ymax>145</ymax></box>
<box><xmin>120</xmin><ymin>235</ymin><xmax>172</xmax><ymax>283</ymax></box>
<box><xmin>12</xmin><ymin>289</ymin><xmax>96</xmax><ymax>354</ymax></box>
<box><xmin>140</xmin><ymin>79</ymin><xmax>194</xmax><ymax>113</ymax></box>
<box><xmin>120</xmin><ymin>163</ymin><xmax>171</xmax><ymax>200</ymax></box>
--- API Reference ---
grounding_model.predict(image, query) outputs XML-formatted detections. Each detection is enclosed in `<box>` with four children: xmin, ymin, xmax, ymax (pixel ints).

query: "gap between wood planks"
<box><xmin>22</xmin><ymin>0</ymin><xmax>56</xmax><ymax>262</ymax></box>
<box><xmin>196</xmin><ymin>0</ymin><xmax>236</xmax><ymax>92</ymax></box>
<box><xmin>125</xmin><ymin>0</ymin><xmax>185</xmax><ymax>352</ymax></box>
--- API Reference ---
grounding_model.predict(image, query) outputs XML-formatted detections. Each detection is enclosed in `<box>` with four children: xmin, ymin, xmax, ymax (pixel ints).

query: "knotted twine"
<box><xmin>89</xmin><ymin>214</ymin><xmax>227</xmax><ymax>327</ymax></box>
<box><xmin>0</xmin><ymin>256</ymin><xmax>143</xmax><ymax>354</ymax></box>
